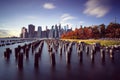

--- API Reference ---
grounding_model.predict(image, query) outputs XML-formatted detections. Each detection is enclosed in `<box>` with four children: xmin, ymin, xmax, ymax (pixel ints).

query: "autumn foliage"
<box><xmin>61</xmin><ymin>23</ymin><xmax>120</xmax><ymax>39</ymax></box>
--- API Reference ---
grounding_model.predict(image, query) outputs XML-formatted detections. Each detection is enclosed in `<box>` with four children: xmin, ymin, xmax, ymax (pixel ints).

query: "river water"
<box><xmin>0</xmin><ymin>39</ymin><xmax>120</xmax><ymax>80</ymax></box>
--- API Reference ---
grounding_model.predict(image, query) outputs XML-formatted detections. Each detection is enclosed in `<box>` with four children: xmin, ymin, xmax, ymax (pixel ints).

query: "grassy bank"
<box><xmin>61</xmin><ymin>39</ymin><xmax>120</xmax><ymax>47</ymax></box>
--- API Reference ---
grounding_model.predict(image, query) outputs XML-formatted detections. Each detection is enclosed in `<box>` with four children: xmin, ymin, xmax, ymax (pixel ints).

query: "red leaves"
<box><xmin>61</xmin><ymin>23</ymin><xmax>120</xmax><ymax>39</ymax></box>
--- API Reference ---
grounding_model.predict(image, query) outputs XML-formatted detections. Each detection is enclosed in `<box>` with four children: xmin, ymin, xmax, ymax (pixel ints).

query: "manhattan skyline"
<box><xmin>0</xmin><ymin>0</ymin><xmax>120</xmax><ymax>37</ymax></box>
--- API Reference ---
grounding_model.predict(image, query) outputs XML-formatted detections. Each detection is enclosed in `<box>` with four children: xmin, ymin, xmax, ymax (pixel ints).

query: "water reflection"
<box><xmin>4</xmin><ymin>58</ymin><xmax>10</xmax><ymax>67</ymax></box>
<box><xmin>66</xmin><ymin>64</ymin><xmax>71</xmax><ymax>71</ymax></box>
<box><xmin>66</xmin><ymin>52</ymin><xmax>71</xmax><ymax>65</ymax></box>
<box><xmin>34</xmin><ymin>53</ymin><xmax>40</xmax><ymax>68</ymax></box>
<box><xmin>101</xmin><ymin>48</ymin><xmax>106</xmax><ymax>65</ymax></box>
<box><xmin>17</xmin><ymin>68</ymin><xmax>24</xmax><ymax>80</ymax></box>
<box><xmin>110</xmin><ymin>56</ymin><xmax>115</xmax><ymax>64</ymax></box>
<box><xmin>78</xmin><ymin>51</ymin><xmax>83</xmax><ymax>65</ymax></box>
<box><xmin>50</xmin><ymin>52</ymin><xmax>56</xmax><ymax>67</ymax></box>
<box><xmin>0</xmin><ymin>39</ymin><xmax>120</xmax><ymax>80</ymax></box>
<box><xmin>101</xmin><ymin>56</ymin><xmax>106</xmax><ymax>65</ymax></box>
<box><xmin>60</xmin><ymin>54</ymin><xmax>62</xmax><ymax>62</ymax></box>
<box><xmin>91</xmin><ymin>53</ymin><xmax>95</xmax><ymax>64</ymax></box>
<box><xmin>18</xmin><ymin>53</ymin><xmax>24</xmax><ymax>70</ymax></box>
<box><xmin>34</xmin><ymin>66</ymin><xmax>40</xmax><ymax>74</ymax></box>
<box><xmin>51</xmin><ymin>65</ymin><xmax>56</xmax><ymax>73</ymax></box>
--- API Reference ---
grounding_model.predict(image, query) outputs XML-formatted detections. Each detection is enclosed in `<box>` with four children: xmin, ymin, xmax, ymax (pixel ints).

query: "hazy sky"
<box><xmin>0</xmin><ymin>0</ymin><xmax>120</xmax><ymax>37</ymax></box>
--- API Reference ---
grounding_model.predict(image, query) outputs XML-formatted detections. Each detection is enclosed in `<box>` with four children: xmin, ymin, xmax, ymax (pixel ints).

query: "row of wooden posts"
<box><xmin>4</xmin><ymin>40</ymin><xmax>44</xmax><ymax>69</ymax></box>
<box><xmin>4</xmin><ymin>39</ymin><xmax>120</xmax><ymax>69</ymax></box>
<box><xmin>45</xmin><ymin>39</ymin><xmax>120</xmax><ymax>65</ymax></box>
<box><xmin>0</xmin><ymin>39</ymin><xmax>35</xmax><ymax>47</ymax></box>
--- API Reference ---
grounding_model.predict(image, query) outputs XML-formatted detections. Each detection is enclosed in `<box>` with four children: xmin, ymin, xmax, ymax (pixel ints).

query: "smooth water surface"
<box><xmin>0</xmin><ymin>40</ymin><xmax>120</xmax><ymax>80</ymax></box>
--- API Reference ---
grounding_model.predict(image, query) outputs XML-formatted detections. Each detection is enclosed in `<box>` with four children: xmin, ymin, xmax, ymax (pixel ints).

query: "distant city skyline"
<box><xmin>0</xmin><ymin>0</ymin><xmax>120</xmax><ymax>37</ymax></box>
<box><xmin>20</xmin><ymin>24</ymin><xmax>72</xmax><ymax>38</ymax></box>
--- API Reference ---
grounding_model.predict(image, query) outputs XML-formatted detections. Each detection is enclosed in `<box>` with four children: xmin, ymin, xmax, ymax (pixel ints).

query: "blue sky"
<box><xmin>0</xmin><ymin>0</ymin><xmax>120</xmax><ymax>37</ymax></box>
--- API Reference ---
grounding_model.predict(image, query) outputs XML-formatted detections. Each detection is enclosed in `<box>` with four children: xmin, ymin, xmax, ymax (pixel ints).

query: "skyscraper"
<box><xmin>59</xmin><ymin>24</ymin><xmax>61</xmax><ymax>30</ymax></box>
<box><xmin>58</xmin><ymin>24</ymin><xmax>61</xmax><ymax>38</ymax></box>
<box><xmin>49</xmin><ymin>25</ymin><xmax>54</xmax><ymax>38</ymax></box>
<box><xmin>46</xmin><ymin>26</ymin><xmax>49</xmax><ymax>38</ymax></box>
<box><xmin>28</xmin><ymin>24</ymin><xmax>35</xmax><ymax>38</ymax></box>
<box><xmin>38</xmin><ymin>26</ymin><xmax>42</xmax><ymax>38</ymax></box>
<box><xmin>20</xmin><ymin>27</ymin><xmax>28</xmax><ymax>38</ymax></box>
<box><xmin>55</xmin><ymin>24</ymin><xmax>59</xmax><ymax>38</ymax></box>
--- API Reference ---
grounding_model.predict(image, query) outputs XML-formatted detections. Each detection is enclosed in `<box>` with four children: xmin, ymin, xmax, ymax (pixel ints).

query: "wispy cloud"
<box><xmin>60</xmin><ymin>13</ymin><xmax>76</xmax><ymax>26</ymax></box>
<box><xmin>61</xmin><ymin>13</ymin><xmax>76</xmax><ymax>22</ymax></box>
<box><xmin>43</xmin><ymin>3</ymin><xmax>56</xmax><ymax>9</ymax></box>
<box><xmin>0</xmin><ymin>30</ymin><xmax>11</xmax><ymax>37</ymax></box>
<box><xmin>0</xmin><ymin>29</ymin><xmax>20</xmax><ymax>38</ymax></box>
<box><xmin>83</xmin><ymin>0</ymin><xmax>110</xmax><ymax>18</ymax></box>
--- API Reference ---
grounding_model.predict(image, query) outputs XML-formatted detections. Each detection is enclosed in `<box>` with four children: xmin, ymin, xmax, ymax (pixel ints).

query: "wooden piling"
<box><xmin>66</xmin><ymin>49</ymin><xmax>71</xmax><ymax>64</ymax></box>
<box><xmin>34</xmin><ymin>53</ymin><xmax>39</xmax><ymax>68</ymax></box>
<box><xmin>86</xmin><ymin>46</ymin><xmax>89</xmax><ymax>55</ymax></box>
<box><xmin>18</xmin><ymin>53</ymin><xmax>23</xmax><ymax>69</ymax></box>
<box><xmin>4</xmin><ymin>48</ymin><xmax>12</xmax><ymax>59</ymax></box>
<box><xmin>60</xmin><ymin>47</ymin><xmax>62</xmax><ymax>55</ymax></box>
<box><xmin>78</xmin><ymin>50</ymin><xmax>83</xmax><ymax>63</ymax></box>
<box><xmin>50</xmin><ymin>52</ymin><xmax>56</xmax><ymax>66</ymax></box>
<box><xmin>110</xmin><ymin>48</ymin><xmax>114</xmax><ymax>59</ymax></box>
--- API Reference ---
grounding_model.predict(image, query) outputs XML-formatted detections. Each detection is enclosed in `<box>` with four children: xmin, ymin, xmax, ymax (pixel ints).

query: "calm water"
<box><xmin>0</xmin><ymin>40</ymin><xmax>120</xmax><ymax>80</ymax></box>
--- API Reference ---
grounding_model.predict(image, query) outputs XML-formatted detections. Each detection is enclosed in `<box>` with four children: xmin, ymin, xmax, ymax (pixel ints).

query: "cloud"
<box><xmin>60</xmin><ymin>13</ymin><xmax>76</xmax><ymax>22</ymax></box>
<box><xmin>43</xmin><ymin>3</ymin><xmax>56</xmax><ymax>9</ymax></box>
<box><xmin>0</xmin><ymin>30</ymin><xmax>11</xmax><ymax>37</ymax></box>
<box><xmin>61</xmin><ymin>14</ymin><xmax>71</xmax><ymax>19</ymax></box>
<box><xmin>0</xmin><ymin>29</ymin><xmax>20</xmax><ymax>38</ymax></box>
<box><xmin>60</xmin><ymin>13</ymin><xmax>76</xmax><ymax>26</ymax></box>
<box><xmin>83</xmin><ymin>0</ymin><xmax>110</xmax><ymax>18</ymax></box>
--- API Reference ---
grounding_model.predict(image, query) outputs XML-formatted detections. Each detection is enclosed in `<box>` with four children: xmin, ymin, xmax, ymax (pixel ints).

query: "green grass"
<box><xmin>61</xmin><ymin>39</ymin><xmax>120</xmax><ymax>47</ymax></box>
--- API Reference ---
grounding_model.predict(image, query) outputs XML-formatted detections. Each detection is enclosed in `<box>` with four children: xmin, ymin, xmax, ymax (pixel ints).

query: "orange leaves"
<box><xmin>61</xmin><ymin>23</ymin><xmax>120</xmax><ymax>39</ymax></box>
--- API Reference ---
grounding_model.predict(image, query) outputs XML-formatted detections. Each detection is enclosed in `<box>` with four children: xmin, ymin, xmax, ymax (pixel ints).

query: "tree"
<box><xmin>115</xmin><ymin>28</ymin><xmax>120</xmax><ymax>38</ymax></box>
<box><xmin>92</xmin><ymin>26</ymin><xmax>100</xmax><ymax>39</ymax></box>
<box><xmin>60</xmin><ymin>23</ymin><xmax>120</xmax><ymax>39</ymax></box>
<box><xmin>100</xmin><ymin>24</ymin><xmax>105</xmax><ymax>38</ymax></box>
<box><xmin>106</xmin><ymin>23</ymin><xmax>116</xmax><ymax>38</ymax></box>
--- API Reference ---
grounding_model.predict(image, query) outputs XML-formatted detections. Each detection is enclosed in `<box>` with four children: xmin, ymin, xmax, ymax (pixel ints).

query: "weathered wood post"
<box><xmin>100</xmin><ymin>48</ymin><xmax>105</xmax><ymax>64</ymax></box>
<box><xmin>60</xmin><ymin>46</ymin><xmax>62</xmax><ymax>56</ymax></box>
<box><xmin>66</xmin><ymin>48</ymin><xmax>71</xmax><ymax>64</ymax></box>
<box><xmin>90</xmin><ymin>48</ymin><xmax>95</xmax><ymax>63</ymax></box>
<box><xmin>78</xmin><ymin>50</ymin><xmax>83</xmax><ymax>63</ymax></box>
<box><xmin>25</xmin><ymin>47</ymin><xmax>29</xmax><ymax>59</ymax></box>
<box><xmin>109</xmin><ymin>47</ymin><xmax>114</xmax><ymax>60</ymax></box>
<box><xmin>86</xmin><ymin>46</ymin><xmax>89</xmax><ymax>55</ymax></box>
<box><xmin>4</xmin><ymin>48</ymin><xmax>12</xmax><ymax>60</ymax></box>
<box><xmin>34</xmin><ymin>53</ymin><xmax>39</xmax><ymax>68</ymax></box>
<box><xmin>50</xmin><ymin>52</ymin><xmax>56</xmax><ymax>66</ymax></box>
<box><xmin>18</xmin><ymin>53</ymin><xmax>23</xmax><ymax>69</ymax></box>
<box><xmin>15</xmin><ymin>48</ymin><xmax>19</xmax><ymax>60</ymax></box>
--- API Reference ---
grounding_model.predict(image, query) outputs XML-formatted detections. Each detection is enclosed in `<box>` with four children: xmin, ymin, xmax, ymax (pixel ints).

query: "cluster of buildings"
<box><xmin>20</xmin><ymin>24</ymin><xmax>72</xmax><ymax>38</ymax></box>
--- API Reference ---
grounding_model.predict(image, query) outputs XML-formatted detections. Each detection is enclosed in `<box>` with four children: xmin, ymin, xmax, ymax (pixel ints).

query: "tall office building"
<box><xmin>55</xmin><ymin>24</ymin><xmax>59</xmax><ymax>38</ymax></box>
<box><xmin>42</xmin><ymin>31</ymin><xmax>47</xmax><ymax>38</ymax></box>
<box><xmin>20</xmin><ymin>27</ymin><xmax>28</xmax><ymax>38</ymax></box>
<box><xmin>58</xmin><ymin>24</ymin><xmax>61</xmax><ymax>30</ymax></box>
<box><xmin>46</xmin><ymin>26</ymin><xmax>49</xmax><ymax>38</ymax></box>
<box><xmin>49</xmin><ymin>25</ymin><xmax>54</xmax><ymax>38</ymax></box>
<box><xmin>38</xmin><ymin>26</ymin><xmax>42</xmax><ymax>38</ymax></box>
<box><xmin>28</xmin><ymin>24</ymin><xmax>35</xmax><ymax>38</ymax></box>
<box><xmin>58</xmin><ymin>24</ymin><xmax>61</xmax><ymax>38</ymax></box>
